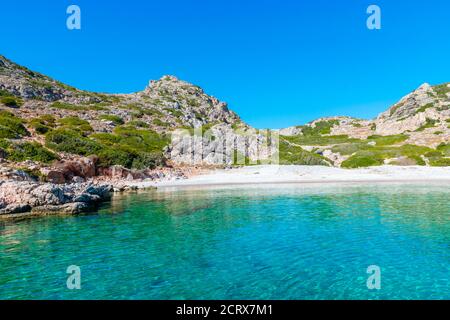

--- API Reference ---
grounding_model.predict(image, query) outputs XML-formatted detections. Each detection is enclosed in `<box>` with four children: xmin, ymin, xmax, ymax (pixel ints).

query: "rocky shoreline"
<box><xmin>0</xmin><ymin>180</ymin><xmax>113</xmax><ymax>220</ymax></box>
<box><xmin>0</xmin><ymin>163</ymin><xmax>194</xmax><ymax>221</ymax></box>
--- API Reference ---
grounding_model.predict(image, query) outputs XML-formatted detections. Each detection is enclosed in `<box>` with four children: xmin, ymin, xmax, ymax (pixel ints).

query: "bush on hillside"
<box><xmin>99</xmin><ymin>114</ymin><xmax>124</xmax><ymax>125</ymax></box>
<box><xmin>45</xmin><ymin>128</ymin><xmax>103</xmax><ymax>156</ymax></box>
<box><xmin>7</xmin><ymin>142</ymin><xmax>58</xmax><ymax>163</ymax></box>
<box><xmin>0</xmin><ymin>111</ymin><xmax>29</xmax><ymax>138</ymax></box>
<box><xmin>1</xmin><ymin>96</ymin><xmax>23</xmax><ymax>108</ymax></box>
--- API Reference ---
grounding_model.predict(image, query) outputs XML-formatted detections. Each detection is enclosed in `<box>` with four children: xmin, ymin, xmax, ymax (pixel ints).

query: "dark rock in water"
<box><xmin>31</xmin><ymin>202</ymin><xmax>90</xmax><ymax>215</ymax></box>
<box><xmin>73</xmin><ymin>193</ymin><xmax>101</xmax><ymax>203</ymax></box>
<box><xmin>0</xmin><ymin>204</ymin><xmax>31</xmax><ymax>215</ymax></box>
<box><xmin>0</xmin><ymin>180</ymin><xmax>113</xmax><ymax>219</ymax></box>
<box><xmin>84</xmin><ymin>184</ymin><xmax>113</xmax><ymax>199</ymax></box>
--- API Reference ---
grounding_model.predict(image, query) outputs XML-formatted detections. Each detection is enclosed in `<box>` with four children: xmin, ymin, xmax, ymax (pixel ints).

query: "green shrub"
<box><xmin>31</xmin><ymin>122</ymin><xmax>51</xmax><ymax>134</ymax></box>
<box><xmin>99</xmin><ymin>114</ymin><xmax>124</xmax><ymax>125</ymax></box>
<box><xmin>367</xmin><ymin>134</ymin><xmax>408</xmax><ymax>146</ymax></box>
<box><xmin>331</xmin><ymin>142</ymin><xmax>367</xmax><ymax>155</ymax></box>
<box><xmin>153</xmin><ymin>118</ymin><xmax>168</xmax><ymax>127</ymax></box>
<box><xmin>0</xmin><ymin>138</ymin><xmax>11</xmax><ymax>149</ymax></box>
<box><xmin>341</xmin><ymin>153</ymin><xmax>384</xmax><ymax>168</ymax></box>
<box><xmin>416</xmin><ymin>103</ymin><xmax>434</xmax><ymax>114</ymax></box>
<box><xmin>340</xmin><ymin>144</ymin><xmax>432</xmax><ymax>168</ymax></box>
<box><xmin>165</xmin><ymin>108</ymin><xmax>183</xmax><ymax>118</ymax></box>
<box><xmin>433</xmin><ymin>83</ymin><xmax>450</xmax><ymax>98</ymax></box>
<box><xmin>409</xmin><ymin>155</ymin><xmax>426</xmax><ymax>166</ymax></box>
<box><xmin>429</xmin><ymin>157</ymin><xmax>450</xmax><ymax>167</ymax></box>
<box><xmin>96</xmin><ymin>147</ymin><xmax>134</xmax><ymax>168</ymax></box>
<box><xmin>187</xmin><ymin>99</ymin><xmax>200</xmax><ymax>107</ymax></box>
<box><xmin>0</xmin><ymin>126</ymin><xmax>17</xmax><ymax>139</ymax></box>
<box><xmin>131</xmin><ymin>152</ymin><xmax>165</xmax><ymax>169</ymax></box>
<box><xmin>437</xmin><ymin>143</ymin><xmax>450</xmax><ymax>156</ymax></box>
<box><xmin>113</xmin><ymin>126</ymin><xmax>169</xmax><ymax>153</ymax></box>
<box><xmin>29</xmin><ymin>115</ymin><xmax>56</xmax><ymax>134</ymax></box>
<box><xmin>50</xmin><ymin>101</ymin><xmax>85</xmax><ymax>111</ymax></box>
<box><xmin>45</xmin><ymin>128</ymin><xmax>103</xmax><ymax>156</ymax></box>
<box><xmin>279</xmin><ymin>140</ymin><xmax>329</xmax><ymax>166</ymax></box>
<box><xmin>0</xmin><ymin>90</ymin><xmax>12</xmax><ymax>97</ymax></box>
<box><xmin>0</xmin><ymin>112</ymin><xmax>29</xmax><ymax>138</ymax></box>
<box><xmin>282</xmin><ymin>134</ymin><xmax>358</xmax><ymax>146</ymax></box>
<box><xmin>58</xmin><ymin>116</ymin><xmax>93</xmax><ymax>135</ymax></box>
<box><xmin>90</xmin><ymin>133</ymin><xmax>121</xmax><ymax>146</ymax></box>
<box><xmin>85</xmin><ymin>104</ymin><xmax>108</xmax><ymax>111</ymax></box>
<box><xmin>128</xmin><ymin>120</ymin><xmax>148</xmax><ymax>128</ymax></box>
<box><xmin>424</xmin><ymin>150</ymin><xmax>443</xmax><ymax>158</ymax></box>
<box><xmin>90</xmin><ymin>127</ymin><xmax>168</xmax><ymax>169</ymax></box>
<box><xmin>1</xmin><ymin>96</ymin><xmax>22</xmax><ymax>108</ymax></box>
<box><xmin>7</xmin><ymin>142</ymin><xmax>58</xmax><ymax>163</ymax></box>
<box><xmin>300</xmin><ymin>120</ymin><xmax>340</xmax><ymax>136</ymax></box>
<box><xmin>415</xmin><ymin>118</ymin><xmax>438</xmax><ymax>132</ymax></box>
<box><xmin>58</xmin><ymin>116</ymin><xmax>89</xmax><ymax>127</ymax></box>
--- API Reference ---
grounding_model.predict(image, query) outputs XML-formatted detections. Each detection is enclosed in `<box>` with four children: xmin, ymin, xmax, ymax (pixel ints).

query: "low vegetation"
<box><xmin>341</xmin><ymin>144</ymin><xmax>433</xmax><ymax>168</ymax></box>
<box><xmin>99</xmin><ymin>114</ymin><xmax>124</xmax><ymax>125</ymax></box>
<box><xmin>415</xmin><ymin>118</ymin><xmax>438</xmax><ymax>132</ymax></box>
<box><xmin>45</xmin><ymin>125</ymin><xmax>169</xmax><ymax>169</ymax></box>
<box><xmin>279</xmin><ymin>139</ymin><xmax>329</xmax><ymax>166</ymax></box>
<box><xmin>58</xmin><ymin>116</ymin><xmax>93</xmax><ymax>135</ymax></box>
<box><xmin>1</xmin><ymin>96</ymin><xmax>23</xmax><ymax>108</ymax></box>
<box><xmin>29</xmin><ymin>115</ymin><xmax>56</xmax><ymax>134</ymax></box>
<box><xmin>416</xmin><ymin>103</ymin><xmax>434</xmax><ymax>114</ymax></box>
<box><xmin>0</xmin><ymin>110</ymin><xmax>29</xmax><ymax>138</ymax></box>
<box><xmin>50</xmin><ymin>101</ymin><xmax>108</xmax><ymax>112</ymax></box>
<box><xmin>433</xmin><ymin>83</ymin><xmax>450</xmax><ymax>98</ymax></box>
<box><xmin>283</xmin><ymin>134</ymin><xmax>359</xmax><ymax>146</ymax></box>
<box><xmin>0</xmin><ymin>138</ymin><xmax>58</xmax><ymax>163</ymax></box>
<box><xmin>0</xmin><ymin>90</ymin><xmax>23</xmax><ymax>108</ymax></box>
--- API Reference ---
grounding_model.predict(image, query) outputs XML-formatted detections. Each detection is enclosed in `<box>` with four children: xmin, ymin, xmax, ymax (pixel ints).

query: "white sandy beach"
<box><xmin>141</xmin><ymin>165</ymin><xmax>450</xmax><ymax>188</ymax></box>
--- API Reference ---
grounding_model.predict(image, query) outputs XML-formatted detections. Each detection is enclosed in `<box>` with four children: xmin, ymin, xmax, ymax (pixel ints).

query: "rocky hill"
<box><xmin>0</xmin><ymin>54</ymin><xmax>449</xmax><ymax>186</ymax></box>
<box><xmin>279</xmin><ymin>83</ymin><xmax>450</xmax><ymax>167</ymax></box>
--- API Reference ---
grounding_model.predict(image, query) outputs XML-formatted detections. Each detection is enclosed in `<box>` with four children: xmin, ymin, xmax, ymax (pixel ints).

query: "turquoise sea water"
<box><xmin>0</xmin><ymin>183</ymin><xmax>449</xmax><ymax>300</ymax></box>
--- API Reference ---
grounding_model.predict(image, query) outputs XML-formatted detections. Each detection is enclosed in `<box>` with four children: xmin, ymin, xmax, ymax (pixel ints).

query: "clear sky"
<box><xmin>1</xmin><ymin>0</ymin><xmax>450</xmax><ymax>128</ymax></box>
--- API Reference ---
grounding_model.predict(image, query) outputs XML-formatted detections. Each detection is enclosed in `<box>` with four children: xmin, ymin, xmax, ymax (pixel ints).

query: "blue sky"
<box><xmin>1</xmin><ymin>0</ymin><xmax>450</xmax><ymax>128</ymax></box>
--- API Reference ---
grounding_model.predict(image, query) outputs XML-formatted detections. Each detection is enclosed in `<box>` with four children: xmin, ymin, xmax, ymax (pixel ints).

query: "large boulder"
<box><xmin>0</xmin><ymin>181</ymin><xmax>112</xmax><ymax>217</ymax></box>
<box><xmin>46</xmin><ymin>170</ymin><xmax>67</xmax><ymax>184</ymax></box>
<box><xmin>53</xmin><ymin>156</ymin><xmax>97</xmax><ymax>180</ymax></box>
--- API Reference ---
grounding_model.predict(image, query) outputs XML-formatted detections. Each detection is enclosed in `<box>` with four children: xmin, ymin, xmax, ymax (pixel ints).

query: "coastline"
<box><xmin>1</xmin><ymin>165</ymin><xmax>449</xmax><ymax>221</ymax></box>
<box><xmin>141</xmin><ymin>165</ymin><xmax>450</xmax><ymax>188</ymax></box>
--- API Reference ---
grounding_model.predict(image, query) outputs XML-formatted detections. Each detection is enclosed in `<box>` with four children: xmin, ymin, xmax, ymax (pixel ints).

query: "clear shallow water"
<box><xmin>0</xmin><ymin>183</ymin><xmax>449</xmax><ymax>300</ymax></box>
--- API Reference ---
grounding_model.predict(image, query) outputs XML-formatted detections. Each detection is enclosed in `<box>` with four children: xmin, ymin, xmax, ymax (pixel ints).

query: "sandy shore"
<box><xmin>127</xmin><ymin>165</ymin><xmax>450</xmax><ymax>189</ymax></box>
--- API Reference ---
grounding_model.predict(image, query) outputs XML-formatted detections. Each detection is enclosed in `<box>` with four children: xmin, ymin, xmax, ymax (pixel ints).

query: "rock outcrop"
<box><xmin>0</xmin><ymin>180</ymin><xmax>112</xmax><ymax>219</ymax></box>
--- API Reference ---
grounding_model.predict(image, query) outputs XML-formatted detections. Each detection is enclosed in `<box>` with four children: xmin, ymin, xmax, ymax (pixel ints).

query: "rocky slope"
<box><xmin>278</xmin><ymin>83</ymin><xmax>450</xmax><ymax>167</ymax></box>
